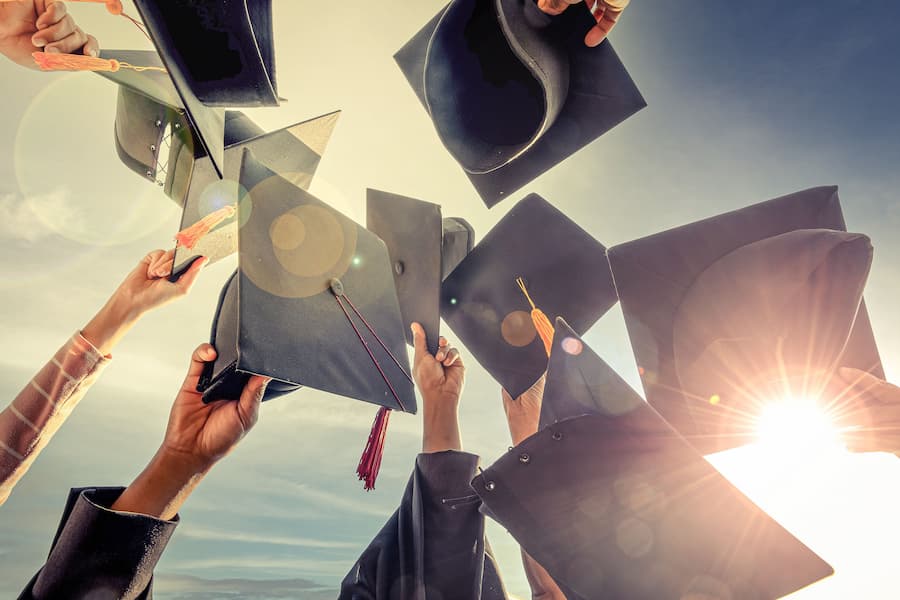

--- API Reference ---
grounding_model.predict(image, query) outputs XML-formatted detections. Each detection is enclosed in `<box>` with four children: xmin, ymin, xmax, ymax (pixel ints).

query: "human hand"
<box><xmin>82</xmin><ymin>250</ymin><xmax>207</xmax><ymax>355</ymax></box>
<box><xmin>502</xmin><ymin>375</ymin><xmax>546</xmax><ymax>446</ymax></box>
<box><xmin>834</xmin><ymin>367</ymin><xmax>900</xmax><ymax>454</ymax></box>
<box><xmin>0</xmin><ymin>1</ymin><xmax>99</xmax><ymax>69</ymax></box>
<box><xmin>536</xmin><ymin>0</ymin><xmax>629</xmax><ymax>47</ymax></box>
<box><xmin>160</xmin><ymin>344</ymin><xmax>269</xmax><ymax>470</ymax></box>
<box><xmin>411</xmin><ymin>322</ymin><xmax>465</xmax><ymax>453</ymax></box>
<box><xmin>111</xmin><ymin>344</ymin><xmax>269</xmax><ymax>520</ymax></box>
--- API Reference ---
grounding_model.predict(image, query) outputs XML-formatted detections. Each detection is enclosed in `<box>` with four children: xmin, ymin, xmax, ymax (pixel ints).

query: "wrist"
<box><xmin>111</xmin><ymin>446</ymin><xmax>211</xmax><ymax>520</ymax></box>
<box><xmin>422</xmin><ymin>399</ymin><xmax>462</xmax><ymax>453</ymax></box>
<box><xmin>81</xmin><ymin>291</ymin><xmax>143</xmax><ymax>355</ymax></box>
<box><xmin>506</xmin><ymin>414</ymin><xmax>539</xmax><ymax>446</ymax></box>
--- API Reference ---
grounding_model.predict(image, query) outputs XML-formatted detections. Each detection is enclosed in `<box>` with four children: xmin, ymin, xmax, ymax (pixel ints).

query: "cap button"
<box><xmin>552</xmin><ymin>431</ymin><xmax>563</xmax><ymax>441</ymax></box>
<box><xmin>394</xmin><ymin>261</ymin><xmax>405</xmax><ymax>276</ymax></box>
<box><xmin>485</xmin><ymin>480</ymin><xmax>496</xmax><ymax>491</ymax></box>
<box><xmin>328</xmin><ymin>278</ymin><xmax>345</xmax><ymax>296</ymax></box>
<box><xmin>518</xmin><ymin>453</ymin><xmax>530</xmax><ymax>464</ymax></box>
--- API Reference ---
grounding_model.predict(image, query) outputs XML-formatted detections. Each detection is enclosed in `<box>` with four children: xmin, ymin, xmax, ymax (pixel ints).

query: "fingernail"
<box><xmin>88</xmin><ymin>48</ymin><xmax>98</xmax><ymax>58</ymax></box>
<box><xmin>45</xmin><ymin>46</ymin><xmax>60</xmax><ymax>54</ymax></box>
<box><xmin>33</xmin><ymin>38</ymin><xmax>46</xmax><ymax>47</ymax></box>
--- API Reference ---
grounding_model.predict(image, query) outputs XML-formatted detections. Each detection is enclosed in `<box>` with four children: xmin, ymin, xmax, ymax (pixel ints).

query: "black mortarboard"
<box><xmin>132</xmin><ymin>0</ymin><xmax>278</xmax><ymax>108</ymax></box>
<box><xmin>198</xmin><ymin>148</ymin><xmax>415</xmax><ymax>415</ymax></box>
<box><xmin>440</xmin><ymin>193</ymin><xmax>616</xmax><ymax>397</ymax></box>
<box><xmin>99</xmin><ymin>49</ymin><xmax>226</xmax><ymax>179</ymax></box>
<box><xmin>170</xmin><ymin>110</ymin><xmax>341</xmax><ymax>279</ymax></box>
<box><xmin>608</xmin><ymin>186</ymin><xmax>883</xmax><ymax>454</ymax></box>
<box><xmin>395</xmin><ymin>0</ymin><xmax>645</xmax><ymax>207</ymax></box>
<box><xmin>366</xmin><ymin>189</ymin><xmax>475</xmax><ymax>355</ymax></box>
<box><xmin>472</xmin><ymin>320</ymin><xmax>834</xmax><ymax>599</ymax></box>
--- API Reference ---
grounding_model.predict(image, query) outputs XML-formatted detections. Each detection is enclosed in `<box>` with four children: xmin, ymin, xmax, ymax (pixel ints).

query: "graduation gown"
<box><xmin>340</xmin><ymin>450</ymin><xmax>508</xmax><ymax>600</ymax></box>
<box><xmin>19</xmin><ymin>487</ymin><xmax>178</xmax><ymax>600</ymax></box>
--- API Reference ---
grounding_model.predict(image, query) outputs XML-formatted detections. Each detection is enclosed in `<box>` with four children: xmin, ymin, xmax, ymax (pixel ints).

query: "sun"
<box><xmin>754</xmin><ymin>395</ymin><xmax>846</xmax><ymax>455</ymax></box>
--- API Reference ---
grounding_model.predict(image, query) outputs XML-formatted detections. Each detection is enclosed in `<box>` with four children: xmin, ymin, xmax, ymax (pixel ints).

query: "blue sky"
<box><xmin>1</xmin><ymin>1</ymin><xmax>900</xmax><ymax>598</ymax></box>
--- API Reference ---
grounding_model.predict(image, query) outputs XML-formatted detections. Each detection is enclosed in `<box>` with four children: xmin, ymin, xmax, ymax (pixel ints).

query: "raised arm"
<box><xmin>20</xmin><ymin>343</ymin><xmax>269</xmax><ymax>599</ymax></box>
<box><xmin>502</xmin><ymin>377</ymin><xmax>568</xmax><ymax>600</ymax></box>
<box><xmin>0</xmin><ymin>250</ymin><xmax>206</xmax><ymax>506</ymax></box>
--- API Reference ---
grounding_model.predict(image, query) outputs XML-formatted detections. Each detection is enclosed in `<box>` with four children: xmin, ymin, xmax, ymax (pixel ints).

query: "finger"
<box><xmin>438</xmin><ymin>336</ymin><xmax>449</xmax><ymax>348</ymax></box>
<box><xmin>45</xmin><ymin>25</ymin><xmax>89</xmax><ymax>54</ymax></box>
<box><xmin>537</xmin><ymin>0</ymin><xmax>570</xmax><ymax>15</ymax></box>
<box><xmin>585</xmin><ymin>6</ymin><xmax>621</xmax><ymax>47</ymax></box>
<box><xmin>82</xmin><ymin>34</ymin><xmax>99</xmax><ymax>57</ymax></box>
<box><xmin>151</xmin><ymin>259</ymin><xmax>174</xmax><ymax>280</ymax></box>
<box><xmin>442</xmin><ymin>348</ymin><xmax>462</xmax><ymax>367</ymax></box>
<box><xmin>838</xmin><ymin>367</ymin><xmax>897</xmax><ymax>405</ymax></box>
<box><xmin>237</xmin><ymin>375</ymin><xmax>269</xmax><ymax>432</ymax></box>
<box><xmin>183</xmin><ymin>343</ymin><xmax>217</xmax><ymax>390</ymax></box>
<box><xmin>33</xmin><ymin>14</ymin><xmax>78</xmax><ymax>48</ymax></box>
<box><xmin>35</xmin><ymin>1</ymin><xmax>67</xmax><ymax>30</ymax></box>
<box><xmin>146</xmin><ymin>250</ymin><xmax>170</xmax><ymax>277</ymax></box>
<box><xmin>411</xmin><ymin>322</ymin><xmax>429</xmax><ymax>364</ymax></box>
<box><xmin>174</xmin><ymin>256</ymin><xmax>209</xmax><ymax>294</ymax></box>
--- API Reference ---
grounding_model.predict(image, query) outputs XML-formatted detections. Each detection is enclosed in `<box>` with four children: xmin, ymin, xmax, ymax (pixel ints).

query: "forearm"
<box><xmin>0</xmin><ymin>333</ymin><xmax>109</xmax><ymax>505</ymax></box>
<box><xmin>112</xmin><ymin>447</ymin><xmax>211</xmax><ymax>521</ymax></box>
<box><xmin>522</xmin><ymin>549</ymin><xmax>567</xmax><ymax>600</ymax></box>
<box><xmin>81</xmin><ymin>291</ymin><xmax>143</xmax><ymax>356</ymax></box>
<box><xmin>422</xmin><ymin>402</ymin><xmax>462</xmax><ymax>453</ymax></box>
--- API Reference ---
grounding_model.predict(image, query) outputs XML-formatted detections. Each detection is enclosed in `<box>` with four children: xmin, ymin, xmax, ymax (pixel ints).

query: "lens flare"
<box><xmin>754</xmin><ymin>396</ymin><xmax>844</xmax><ymax>454</ymax></box>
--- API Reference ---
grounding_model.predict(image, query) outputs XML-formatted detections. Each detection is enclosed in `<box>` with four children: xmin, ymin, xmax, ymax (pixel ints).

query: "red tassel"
<box><xmin>357</xmin><ymin>406</ymin><xmax>391</xmax><ymax>491</ymax></box>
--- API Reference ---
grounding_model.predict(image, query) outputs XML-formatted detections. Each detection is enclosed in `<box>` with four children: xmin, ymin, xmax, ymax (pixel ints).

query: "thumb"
<box><xmin>174</xmin><ymin>256</ymin><xmax>208</xmax><ymax>294</ymax></box>
<box><xmin>237</xmin><ymin>376</ymin><xmax>269</xmax><ymax>432</ymax></box>
<box><xmin>411</xmin><ymin>322</ymin><xmax>429</xmax><ymax>365</ymax></box>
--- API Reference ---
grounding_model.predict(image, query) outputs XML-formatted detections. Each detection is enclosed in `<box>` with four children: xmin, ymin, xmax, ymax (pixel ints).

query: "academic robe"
<box><xmin>340</xmin><ymin>450</ymin><xmax>508</xmax><ymax>600</ymax></box>
<box><xmin>19</xmin><ymin>487</ymin><xmax>178</xmax><ymax>600</ymax></box>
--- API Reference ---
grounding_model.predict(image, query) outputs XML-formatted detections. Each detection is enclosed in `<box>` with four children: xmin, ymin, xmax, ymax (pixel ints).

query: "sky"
<box><xmin>1</xmin><ymin>0</ymin><xmax>900</xmax><ymax>598</ymax></box>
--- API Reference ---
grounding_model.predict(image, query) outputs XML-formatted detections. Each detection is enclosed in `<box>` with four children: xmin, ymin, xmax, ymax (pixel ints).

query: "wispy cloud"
<box><xmin>164</xmin><ymin>556</ymin><xmax>349</xmax><ymax>575</ymax></box>
<box><xmin>0</xmin><ymin>189</ymin><xmax>80</xmax><ymax>243</ymax></box>
<box><xmin>178</xmin><ymin>525</ymin><xmax>359</xmax><ymax>550</ymax></box>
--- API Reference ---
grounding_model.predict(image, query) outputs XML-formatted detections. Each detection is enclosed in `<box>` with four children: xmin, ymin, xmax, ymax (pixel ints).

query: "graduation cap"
<box><xmin>440</xmin><ymin>193</ymin><xmax>616</xmax><ymax>397</ymax></box>
<box><xmin>471</xmin><ymin>319</ymin><xmax>834</xmax><ymax>599</ymax></box>
<box><xmin>199</xmin><ymin>149</ymin><xmax>415</xmax><ymax>489</ymax></box>
<box><xmin>131</xmin><ymin>0</ymin><xmax>279</xmax><ymax>108</ymax></box>
<box><xmin>366</xmin><ymin>189</ymin><xmax>475</xmax><ymax>355</ymax></box>
<box><xmin>608</xmin><ymin>186</ymin><xmax>883</xmax><ymax>454</ymax></box>
<box><xmin>395</xmin><ymin>0</ymin><xmax>645</xmax><ymax>207</ymax></box>
<box><xmin>98</xmin><ymin>49</ymin><xmax>227</xmax><ymax>178</ymax></box>
<box><xmin>170</xmin><ymin>110</ymin><xmax>341</xmax><ymax>279</ymax></box>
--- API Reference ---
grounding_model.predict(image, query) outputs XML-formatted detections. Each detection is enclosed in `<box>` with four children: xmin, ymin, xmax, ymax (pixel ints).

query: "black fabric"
<box><xmin>608</xmin><ymin>186</ymin><xmax>884</xmax><ymax>454</ymax></box>
<box><xmin>441</xmin><ymin>193</ymin><xmax>616</xmax><ymax>397</ymax></box>
<box><xmin>19</xmin><ymin>487</ymin><xmax>178</xmax><ymax>600</ymax></box>
<box><xmin>473</xmin><ymin>326</ymin><xmax>834</xmax><ymax>599</ymax></box>
<box><xmin>366</xmin><ymin>190</ymin><xmax>475</xmax><ymax>354</ymax></box>
<box><xmin>132</xmin><ymin>0</ymin><xmax>278</xmax><ymax>107</ymax></box>
<box><xmin>199</xmin><ymin>149</ymin><xmax>415</xmax><ymax>414</ymax></box>
<box><xmin>395</xmin><ymin>0</ymin><xmax>645</xmax><ymax>207</ymax></box>
<box><xmin>340</xmin><ymin>451</ymin><xmax>507</xmax><ymax>600</ymax></box>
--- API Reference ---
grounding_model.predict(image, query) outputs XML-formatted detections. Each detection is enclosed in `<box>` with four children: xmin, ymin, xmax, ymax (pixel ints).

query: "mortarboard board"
<box><xmin>471</xmin><ymin>320</ymin><xmax>834</xmax><ymax>599</ymax></box>
<box><xmin>608</xmin><ymin>186</ymin><xmax>883</xmax><ymax>454</ymax></box>
<box><xmin>99</xmin><ymin>49</ymin><xmax>226</xmax><ymax>180</ymax></box>
<box><xmin>394</xmin><ymin>0</ymin><xmax>645</xmax><ymax>207</ymax></box>
<box><xmin>366</xmin><ymin>189</ymin><xmax>475</xmax><ymax>355</ymax></box>
<box><xmin>169</xmin><ymin>110</ymin><xmax>341</xmax><ymax>279</ymax></box>
<box><xmin>131</xmin><ymin>0</ymin><xmax>278</xmax><ymax>108</ymax></box>
<box><xmin>198</xmin><ymin>148</ymin><xmax>415</xmax><ymax>416</ymax></box>
<box><xmin>440</xmin><ymin>193</ymin><xmax>616</xmax><ymax>397</ymax></box>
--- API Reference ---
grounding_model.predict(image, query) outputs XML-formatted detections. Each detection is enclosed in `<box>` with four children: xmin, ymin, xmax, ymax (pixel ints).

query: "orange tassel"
<box><xmin>174</xmin><ymin>205</ymin><xmax>236</xmax><ymax>250</ymax></box>
<box><xmin>357</xmin><ymin>407</ymin><xmax>391</xmax><ymax>491</ymax></box>
<box><xmin>516</xmin><ymin>276</ymin><xmax>555</xmax><ymax>357</ymax></box>
<box><xmin>31</xmin><ymin>51</ymin><xmax>165</xmax><ymax>73</ymax></box>
<box><xmin>33</xmin><ymin>52</ymin><xmax>120</xmax><ymax>72</ymax></box>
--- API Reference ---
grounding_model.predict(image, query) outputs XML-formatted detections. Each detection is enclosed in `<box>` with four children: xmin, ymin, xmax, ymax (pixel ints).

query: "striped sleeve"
<box><xmin>0</xmin><ymin>332</ymin><xmax>111</xmax><ymax>506</ymax></box>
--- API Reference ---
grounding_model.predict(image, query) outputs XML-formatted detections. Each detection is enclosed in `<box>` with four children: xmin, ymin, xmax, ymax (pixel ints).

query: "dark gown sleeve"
<box><xmin>340</xmin><ymin>450</ymin><xmax>508</xmax><ymax>600</ymax></box>
<box><xmin>18</xmin><ymin>487</ymin><xmax>179</xmax><ymax>600</ymax></box>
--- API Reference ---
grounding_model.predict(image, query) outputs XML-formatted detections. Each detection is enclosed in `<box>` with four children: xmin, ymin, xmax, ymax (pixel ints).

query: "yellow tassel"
<box><xmin>516</xmin><ymin>276</ymin><xmax>555</xmax><ymax>357</ymax></box>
